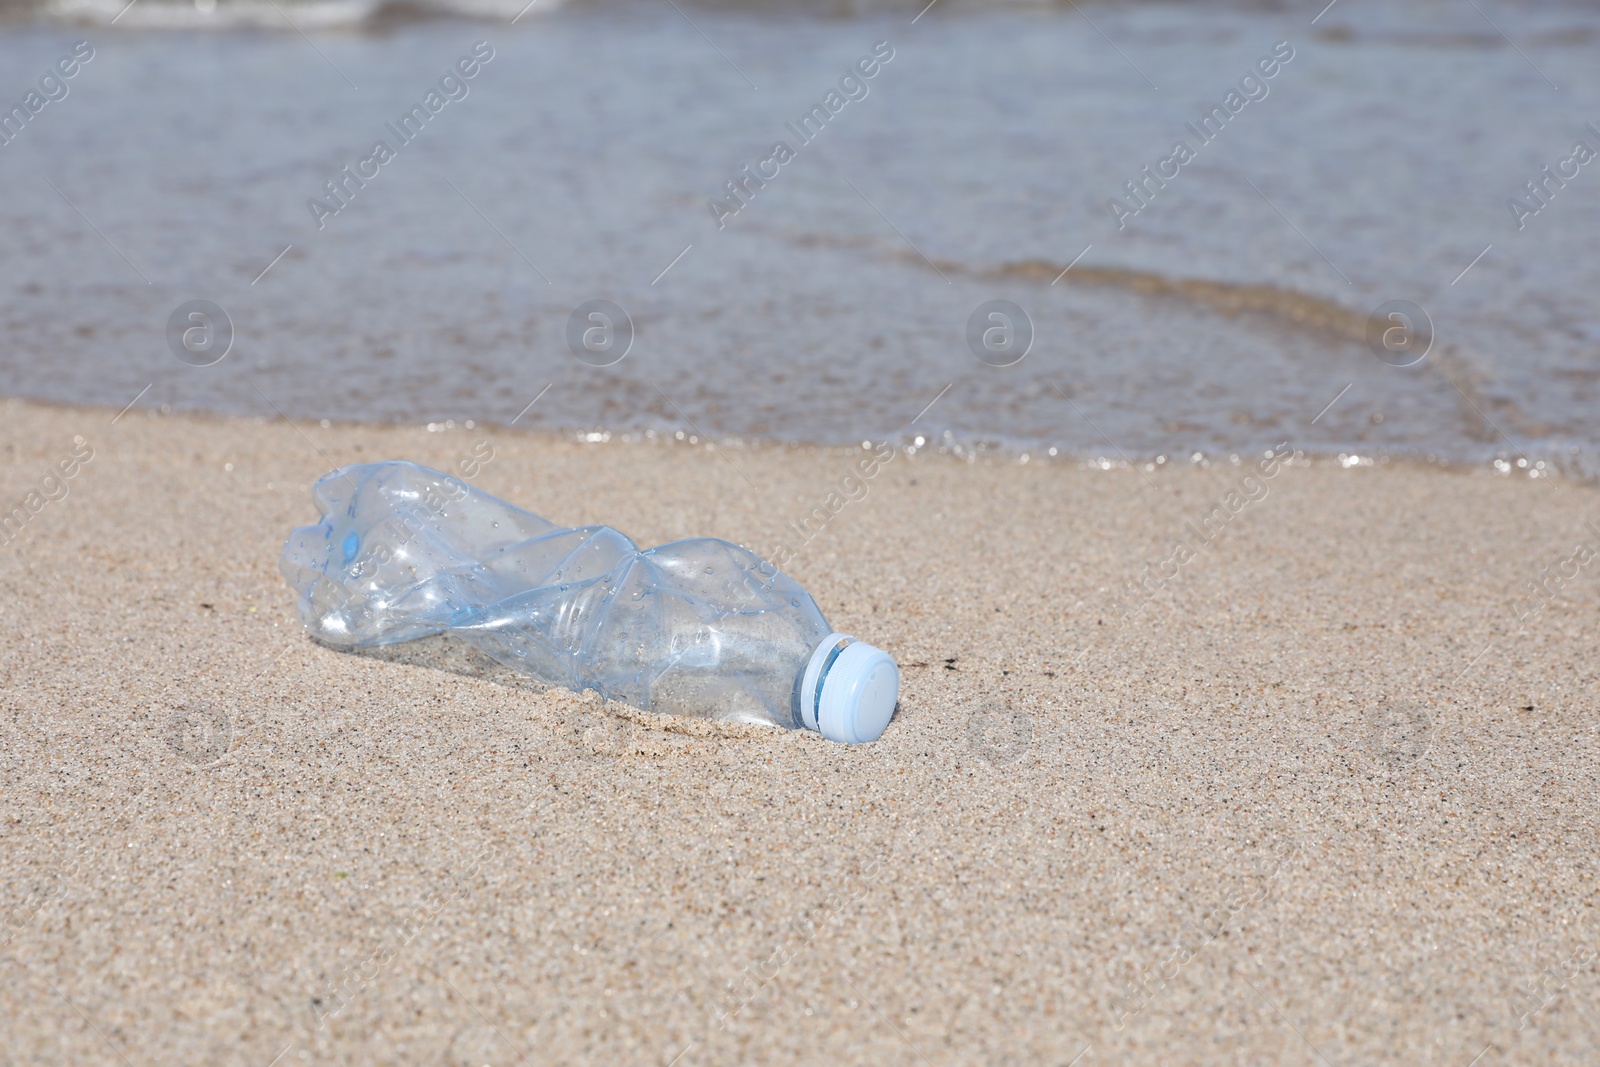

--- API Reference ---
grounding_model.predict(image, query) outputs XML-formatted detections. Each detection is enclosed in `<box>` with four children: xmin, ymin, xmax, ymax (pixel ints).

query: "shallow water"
<box><xmin>0</xmin><ymin>0</ymin><xmax>1597</xmax><ymax>475</ymax></box>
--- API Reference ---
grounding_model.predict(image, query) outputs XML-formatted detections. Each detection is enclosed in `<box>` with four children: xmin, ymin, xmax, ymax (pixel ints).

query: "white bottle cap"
<box><xmin>800</xmin><ymin>633</ymin><xmax>900</xmax><ymax>744</ymax></box>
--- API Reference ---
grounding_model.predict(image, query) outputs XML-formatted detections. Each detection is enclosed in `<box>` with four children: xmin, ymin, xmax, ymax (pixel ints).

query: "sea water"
<box><xmin>0</xmin><ymin>0</ymin><xmax>1596</xmax><ymax>477</ymax></box>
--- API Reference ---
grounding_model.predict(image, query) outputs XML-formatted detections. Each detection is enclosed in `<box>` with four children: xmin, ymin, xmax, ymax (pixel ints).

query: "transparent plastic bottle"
<box><xmin>279</xmin><ymin>461</ymin><xmax>899</xmax><ymax>743</ymax></box>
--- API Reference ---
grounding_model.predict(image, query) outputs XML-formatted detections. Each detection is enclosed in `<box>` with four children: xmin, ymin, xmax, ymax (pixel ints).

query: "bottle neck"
<box><xmin>792</xmin><ymin>633</ymin><xmax>854</xmax><ymax>732</ymax></box>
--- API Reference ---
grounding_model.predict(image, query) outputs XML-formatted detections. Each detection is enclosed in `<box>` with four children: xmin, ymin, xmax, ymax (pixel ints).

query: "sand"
<box><xmin>2</xmin><ymin>394</ymin><xmax>1597</xmax><ymax>1065</ymax></box>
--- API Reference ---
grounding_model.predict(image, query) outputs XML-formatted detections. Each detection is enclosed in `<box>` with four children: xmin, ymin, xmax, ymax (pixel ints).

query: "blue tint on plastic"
<box><xmin>280</xmin><ymin>461</ymin><xmax>837</xmax><ymax>730</ymax></box>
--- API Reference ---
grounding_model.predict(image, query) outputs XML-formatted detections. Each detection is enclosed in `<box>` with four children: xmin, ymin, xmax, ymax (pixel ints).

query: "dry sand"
<box><xmin>2</xmin><ymin>395</ymin><xmax>1598</xmax><ymax>1065</ymax></box>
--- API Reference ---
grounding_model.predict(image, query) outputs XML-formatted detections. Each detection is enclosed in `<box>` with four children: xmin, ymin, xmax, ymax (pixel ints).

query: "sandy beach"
<box><xmin>2</xmin><ymin>394</ymin><xmax>1598</xmax><ymax>1065</ymax></box>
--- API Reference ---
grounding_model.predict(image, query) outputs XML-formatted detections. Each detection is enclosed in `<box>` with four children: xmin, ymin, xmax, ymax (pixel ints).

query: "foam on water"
<box><xmin>5</xmin><ymin>0</ymin><xmax>567</xmax><ymax>28</ymax></box>
<box><xmin>0</xmin><ymin>0</ymin><xmax>1596</xmax><ymax>478</ymax></box>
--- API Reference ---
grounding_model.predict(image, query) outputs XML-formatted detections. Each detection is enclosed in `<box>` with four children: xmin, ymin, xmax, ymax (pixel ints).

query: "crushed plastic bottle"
<box><xmin>279</xmin><ymin>461</ymin><xmax>899</xmax><ymax>743</ymax></box>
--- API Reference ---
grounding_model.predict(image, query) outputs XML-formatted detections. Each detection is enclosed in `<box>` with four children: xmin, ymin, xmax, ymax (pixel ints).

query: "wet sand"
<box><xmin>2</xmin><ymin>395</ymin><xmax>1597</xmax><ymax>1065</ymax></box>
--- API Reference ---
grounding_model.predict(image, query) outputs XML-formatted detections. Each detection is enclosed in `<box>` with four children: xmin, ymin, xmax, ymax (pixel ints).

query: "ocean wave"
<box><xmin>0</xmin><ymin>0</ymin><xmax>1255</xmax><ymax>30</ymax></box>
<box><xmin>775</xmin><ymin>224</ymin><xmax>1520</xmax><ymax>443</ymax></box>
<box><xmin>10</xmin><ymin>0</ymin><xmax>1595</xmax><ymax>32</ymax></box>
<box><xmin>12</xmin><ymin>0</ymin><xmax>569</xmax><ymax>28</ymax></box>
<box><xmin>984</xmin><ymin>259</ymin><xmax>1536</xmax><ymax>440</ymax></box>
<box><xmin>947</xmin><ymin>246</ymin><xmax>1532</xmax><ymax>444</ymax></box>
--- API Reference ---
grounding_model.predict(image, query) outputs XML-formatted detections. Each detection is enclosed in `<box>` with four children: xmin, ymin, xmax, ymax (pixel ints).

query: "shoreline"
<box><xmin>0</xmin><ymin>392</ymin><xmax>1573</xmax><ymax>482</ymax></box>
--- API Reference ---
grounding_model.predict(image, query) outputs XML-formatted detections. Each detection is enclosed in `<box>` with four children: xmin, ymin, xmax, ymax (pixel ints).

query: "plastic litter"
<box><xmin>280</xmin><ymin>461</ymin><xmax>899</xmax><ymax>743</ymax></box>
